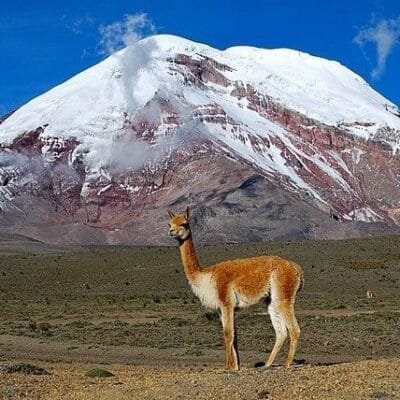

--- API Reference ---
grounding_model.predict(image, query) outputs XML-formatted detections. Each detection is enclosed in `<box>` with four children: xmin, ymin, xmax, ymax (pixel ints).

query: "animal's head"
<box><xmin>168</xmin><ymin>207</ymin><xmax>191</xmax><ymax>242</ymax></box>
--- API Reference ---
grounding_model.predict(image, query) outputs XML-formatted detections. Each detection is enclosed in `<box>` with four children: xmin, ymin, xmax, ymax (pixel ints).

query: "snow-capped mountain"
<box><xmin>1</xmin><ymin>34</ymin><xmax>400</xmax><ymax>244</ymax></box>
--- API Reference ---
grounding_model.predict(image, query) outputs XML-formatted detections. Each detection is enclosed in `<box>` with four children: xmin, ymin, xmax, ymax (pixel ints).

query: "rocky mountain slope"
<box><xmin>0</xmin><ymin>34</ymin><xmax>400</xmax><ymax>244</ymax></box>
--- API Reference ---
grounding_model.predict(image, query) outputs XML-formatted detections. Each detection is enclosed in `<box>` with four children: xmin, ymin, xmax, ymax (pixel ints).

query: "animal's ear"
<box><xmin>185</xmin><ymin>206</ymin><xmax>190</xmax><ymax>221</ymax></box>
<box><xmin>167</xmin><ymin>209</ymin><xmax>175</xmax><ymax>219</ymax></box>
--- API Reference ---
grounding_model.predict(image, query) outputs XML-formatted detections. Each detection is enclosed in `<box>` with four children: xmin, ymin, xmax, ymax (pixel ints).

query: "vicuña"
<box><xmin>168</xmin><ymin>207</ymin><xmax>304</xmax><ymax>370</ymax></box>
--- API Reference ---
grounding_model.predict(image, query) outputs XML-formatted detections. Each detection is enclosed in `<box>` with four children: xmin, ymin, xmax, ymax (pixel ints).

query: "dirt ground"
<box><xmin>0</xmin><ymin>235</ymin><xmax>400</xmax><ymax>399</ymax></box>
<box><xmin>1</xmin><ymin>358</ymin><xmax>400</xmax><ymax>400</ymax></box>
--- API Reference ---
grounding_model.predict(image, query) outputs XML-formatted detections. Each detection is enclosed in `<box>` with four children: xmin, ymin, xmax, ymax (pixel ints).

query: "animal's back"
<box><xmin>206</xmin><ymin>255</ymin><xmax>301</xmax><ymax>278</ymax></box>
<box><xmin>205</xmin><ymin>255</ymin><xmax>303</xmax><ymax>306</ymax></box>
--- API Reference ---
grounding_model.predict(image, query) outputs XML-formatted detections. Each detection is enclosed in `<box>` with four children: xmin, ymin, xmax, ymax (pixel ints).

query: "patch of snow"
<box><xmin>309</xmin><ymin>153</ymin><xmax>354</xmax><ymax>194</ymax></box>
<box><xmin>119</xmin><ymin>183</ymin><xmax>141</xmax><ymax>194</ymax></box>
<box><xmin>97</xmin><ymin>184</ymin><xmax>112</xmax><ymax>196</ymax></box>
<box><xmin>346</xmin><ymin>207</ymin><xmax>383</xmax><ymax>222</ymax></box>
<box><xmin>342</xmin><ymin>148</ymin><xmax>364</xmax><ymax>165</ymax></box>
<box><xmin>0</xmin><ymin>33</ymin><xmax>399</xmax><ymax>190</ymax></box>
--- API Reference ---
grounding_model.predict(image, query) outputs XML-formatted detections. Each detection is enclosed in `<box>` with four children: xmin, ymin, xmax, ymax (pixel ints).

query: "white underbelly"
<box><xmin>234</xmin><ymin>285</ymin><xmax>270</xmax><ymax>308</ymax></box>
<box><xmin>234</xmin><ymin>292</ymin><xmax>255</xmax><ymax>308</ymax></box>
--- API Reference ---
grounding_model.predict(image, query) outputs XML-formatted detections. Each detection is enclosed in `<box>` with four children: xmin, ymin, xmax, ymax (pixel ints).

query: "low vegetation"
<box><xmin>0</xmin><ymin>235</ymin><xmax>399</xmax><ymax>398</ymax></box>
<box><xmin>0</xmin><ymin>235</ymin><xmax>399</xmax><ymax>363</ymax></box>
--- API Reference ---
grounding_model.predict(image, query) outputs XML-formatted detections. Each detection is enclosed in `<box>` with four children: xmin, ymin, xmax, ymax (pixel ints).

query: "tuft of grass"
<box><xmin>1</xmin><ymin>363</ymin><xmax>49</xmax><ymax>375</ymax></box>
<box><xmin>204</xmin><ymin>311</ymin><xmax>219</xmax><ymax>322</ymax></box>
<box><xmin>257</xmin><ymin>388</ymin><xmax>270</xmax><ymax>399</ymax></box>
<box><xmin>344</xmin><ymin>259</ymin><xmax>386</xmax><ymax>270</ymax></box>
<box><xmin>0</xmin><ymin>385</ymin><xmax>13</xmax><ymax>400</ymax></box>
<box><xmin>370</xmin><ymin>391</ymin><xmax>389</xmax><ymax>399</ymax></box>
<box><xmin>152</xmin><ymin>295</ymin><xmax>161</xmax><ymax>304</ymax></box>
<box><xmin>85</xmin><ymin>368</ymin><xmax>115</xmax><ymax>378</ymax></box>
<box><xmin>66</xmin><ymin>320</ymin><xmax>92</xmax><ymax>328</ymax></box>
<box><xmin>183</xmin><ymin>345</ymin><xmax>204</xmax><ymax>356</ymax></box>
<box><xmin>37</xmin><ymin>322</ymin><xmax>53</xmax><ymax>336</ymax></box>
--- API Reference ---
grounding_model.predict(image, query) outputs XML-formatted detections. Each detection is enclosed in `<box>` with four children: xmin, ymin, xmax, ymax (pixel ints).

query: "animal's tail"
<box><xmin>297</xmin><ymin>268</ymin><xmax>304</xmax><ymax>293</ymax></box>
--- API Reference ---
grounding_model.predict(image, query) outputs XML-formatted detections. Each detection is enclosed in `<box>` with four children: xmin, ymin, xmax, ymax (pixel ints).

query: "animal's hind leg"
<box><xmin>265</xmin><ymin>302</ymin><xmax>287</xmax><ymax>367</ymax></box>
<box><xmin>282</xmin><ymin>303</ymin><xmax>300</xmax><ymax>367</ymax></box>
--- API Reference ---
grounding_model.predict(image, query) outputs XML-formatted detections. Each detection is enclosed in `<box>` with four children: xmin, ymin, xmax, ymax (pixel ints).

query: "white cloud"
<box><xmin>98</xmin><ymin>13</ymin><xmax>155</xmax><ymax>55</ymax></box>
<box><xmin>65</xmin><ymin>14</ymin><xmax>95</xmax><ymax>35</ymax></box>
<box><xmin>354</xmin><ymin>16</ymin><xmax>400</xmax><ymax>79</ymax></box>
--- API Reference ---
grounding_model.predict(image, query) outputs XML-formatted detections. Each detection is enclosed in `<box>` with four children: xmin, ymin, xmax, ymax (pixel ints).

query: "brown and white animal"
<box><xmin>168</xmin><ymin>207</ymin><xmax>304</xmax><ymax>371</ymax></box>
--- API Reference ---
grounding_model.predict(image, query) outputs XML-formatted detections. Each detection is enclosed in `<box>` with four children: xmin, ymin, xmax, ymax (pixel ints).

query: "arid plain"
<box><xmin>0</xmin><ymin>234</ymin><xmax>399</xmax><ymax>399</ymax></box>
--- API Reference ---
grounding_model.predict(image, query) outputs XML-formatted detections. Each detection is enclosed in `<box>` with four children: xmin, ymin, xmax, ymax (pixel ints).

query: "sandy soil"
<box><xmin>1</xmin><ymin>358</ymin><xmax>399</xmax><ymax>400</ymax></box>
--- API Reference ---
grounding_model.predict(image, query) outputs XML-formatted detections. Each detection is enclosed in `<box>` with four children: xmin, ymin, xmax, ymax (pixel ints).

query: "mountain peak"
<box><xmin>1</xmin><ymin>34</ymin><xmax>398</xmax><ymax>145</ymax></box>
<box><xmin>0</xmin><ymin>34</ymin><xmax>400</xmax><ymax>244</ymax></box>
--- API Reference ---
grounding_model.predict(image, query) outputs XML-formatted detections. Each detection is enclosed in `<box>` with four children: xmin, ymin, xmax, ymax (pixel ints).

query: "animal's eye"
<box><xmin>181</xmin><ymin>223</ymin><xmax>189</xmax><ymax>229</ymax></box>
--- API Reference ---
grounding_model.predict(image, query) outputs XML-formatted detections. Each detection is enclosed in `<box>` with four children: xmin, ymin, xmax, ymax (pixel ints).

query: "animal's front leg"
<box><xmin>220</xmin><ymin>305</ymin><xmax>239</xmax><ymax>370</ymax></box>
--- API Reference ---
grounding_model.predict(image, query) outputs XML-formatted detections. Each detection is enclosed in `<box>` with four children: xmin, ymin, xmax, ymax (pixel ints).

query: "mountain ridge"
<box><xmin>0</xmin><ymin>34</ymin><xmax>399</xmax><ymax>244</ymax></box>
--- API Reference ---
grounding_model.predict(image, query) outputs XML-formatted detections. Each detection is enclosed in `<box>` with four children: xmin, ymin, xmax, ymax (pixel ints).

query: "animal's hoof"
<box><xmin>257</xmin><ymin>363</ymin><xmax>282</xmax><ymax>371</ymax></box>
<box><xmin>284</xmin><ymin>359</ymin><xmax>306</xmax><ymax>369</ymax></box>
<box><xmin>225</xmin><ymin>367</ymin><xmax>240</xmax><ymax>374</ymax></box>
<box><xmin>286</xmin><ymin>363</ymin><xmax>305</xmax><ymax>369</ymax></box>
<box><xmin>255</xmin><ymin>364</ymin><xmax>271</xmax><ymax>372</ymax></box>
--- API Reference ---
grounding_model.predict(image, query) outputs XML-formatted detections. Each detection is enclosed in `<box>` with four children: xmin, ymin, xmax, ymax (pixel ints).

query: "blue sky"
<box><xmin>1</xmin><ymin>0</ymin><xmax>399</xmax><ymax>115</ymax></box>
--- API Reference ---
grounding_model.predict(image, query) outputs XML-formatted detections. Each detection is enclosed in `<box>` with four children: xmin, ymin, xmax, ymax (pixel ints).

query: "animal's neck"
<box><xmin>179</xmin><ymin>234</ymin><xmax>201</xmax><ymax>283</ymax></box>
